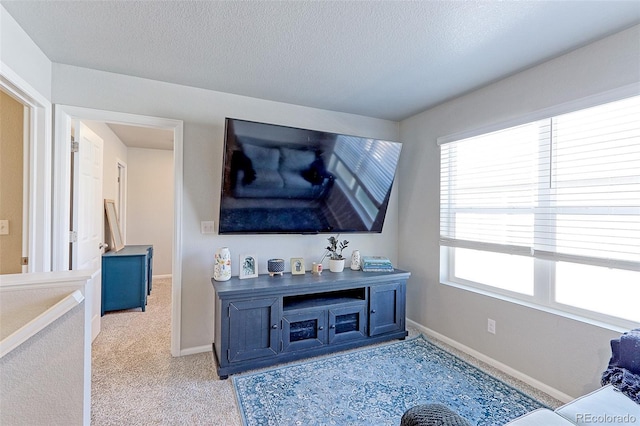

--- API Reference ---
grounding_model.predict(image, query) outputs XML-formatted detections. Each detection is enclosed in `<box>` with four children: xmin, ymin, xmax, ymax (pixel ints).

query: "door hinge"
<box><xmin>71</xmin><ymin>138</ymin><xmax>79</xmax><ymax>153</ymax></box>
<box><xmin>69</xmin><ymin>230</ymin><xmax>78</xmax><ymax>243</ymax></box>
<box><xmin>21</xmin><ymin>257</ymin><xmax>28</xmax><ymax>266</ymax></box>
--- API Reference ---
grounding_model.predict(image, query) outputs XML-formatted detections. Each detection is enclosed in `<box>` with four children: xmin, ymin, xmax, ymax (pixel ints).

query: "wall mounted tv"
<box><xmin>219</xmin><ymin>118</ymin><xmax>402</xmax><ymax>234</ymax></box>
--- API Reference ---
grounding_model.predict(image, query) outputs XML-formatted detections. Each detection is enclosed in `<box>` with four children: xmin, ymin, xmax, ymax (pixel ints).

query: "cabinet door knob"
<box><xmin>371</xmin><ymin>309</ymin><xmax>376</xmax><ymax>314</ymax></box>
<box><xmin>329</xmin><ymin>324</ymin><xmax>336</xmax><ymax>329</ymax></box>
<box><xmin>272</xmin><ymin>324</ymin><xmax>278</xmax><ymax>329</ymax></box>
<box><xmin>318</xmin><ymin>326</ymin><xmax>324</xmax><ymax>330</ymax></box>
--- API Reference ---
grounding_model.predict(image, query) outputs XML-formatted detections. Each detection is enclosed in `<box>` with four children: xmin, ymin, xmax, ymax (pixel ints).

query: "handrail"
<box><xmin>0</xmin><ymin>289</ymin><xmax>84</xmax><ymax>358</ymax></box>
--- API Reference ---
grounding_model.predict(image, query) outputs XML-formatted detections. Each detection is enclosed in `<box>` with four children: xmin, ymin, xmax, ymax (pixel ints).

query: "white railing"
<box><xmin>0</xmin><ymin>289</ymin><xmax>84</xmax><ymax>358</ymax></box>
<box><xmin>0</xmin><ymin>270</ymin><xmax>93</xmax><ymax>425</ymax></box>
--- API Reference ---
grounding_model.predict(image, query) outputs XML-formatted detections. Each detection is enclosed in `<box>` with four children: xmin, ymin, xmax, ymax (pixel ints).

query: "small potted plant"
<box><xmin>322</xmin><ymin>236</ymin><xmax>349</xmax><ymax>272</ymax></box>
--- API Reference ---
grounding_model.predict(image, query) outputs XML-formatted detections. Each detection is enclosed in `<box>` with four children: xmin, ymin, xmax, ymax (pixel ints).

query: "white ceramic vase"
<box><xmin>350</xmin><ymin>250</ymin><xmax>361</xmax><ymax>270</ymax></box>
<box><xmin>214</xmin><ymin>247</ymin><xmax>231</xmax><ymax>281</ymax></box>
<box><xmin>329</xmin><ymin>258</ymin><xmax>345</xmax><ymax>273</ymax></box>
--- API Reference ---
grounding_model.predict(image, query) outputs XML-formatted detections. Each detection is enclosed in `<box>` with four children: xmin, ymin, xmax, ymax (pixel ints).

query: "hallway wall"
<box><xmin>126</xmin><ymin>147</ymin><xmax>174</xmax><ymax>276</ymax></box>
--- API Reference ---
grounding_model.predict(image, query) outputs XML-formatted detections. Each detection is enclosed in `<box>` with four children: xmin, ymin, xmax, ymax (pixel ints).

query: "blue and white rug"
<box><xmin>232</xmin><ymin>335</ymin><xmax>546</xmax><ymax>426</ymax></box>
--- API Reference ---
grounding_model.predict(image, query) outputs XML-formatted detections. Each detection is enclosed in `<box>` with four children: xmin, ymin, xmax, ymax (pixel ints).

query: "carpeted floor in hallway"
<box><xmin>91</xmin><ymin>277</ymin><xmax>241</xmax><ymax>425</ymax></box>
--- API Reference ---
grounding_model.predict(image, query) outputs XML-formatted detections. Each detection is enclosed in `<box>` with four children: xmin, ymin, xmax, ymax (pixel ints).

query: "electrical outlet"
<box><xmin>201</xmin><ymin>221</ymin><xmax>215</xmax><ymax>234</ymax></box>
<box><xmin>487</xmin><ymin>318</ymin><xmax>496</xmax><ymax>334</ymax></box>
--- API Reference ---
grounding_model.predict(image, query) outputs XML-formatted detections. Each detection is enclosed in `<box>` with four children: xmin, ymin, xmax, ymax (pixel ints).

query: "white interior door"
<box><xmin>72</xmin><ymin>121</ymin><xmax>104</xmax><ymax>341</ymax></box>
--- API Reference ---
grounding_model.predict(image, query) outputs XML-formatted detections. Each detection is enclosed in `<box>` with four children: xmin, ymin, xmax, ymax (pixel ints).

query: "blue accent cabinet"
<box><xmin>101</xmin><ymin>245</ymin><xmax>153</xmax><ymax>315</ymax></box>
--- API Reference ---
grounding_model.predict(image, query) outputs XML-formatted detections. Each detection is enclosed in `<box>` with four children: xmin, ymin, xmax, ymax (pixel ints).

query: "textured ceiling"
<box><xmin>106</xmin><ymin>123</ymin><xmax>174</xmax><ymax>151</ymax></box>
<box><xmin>3</xmin><ymin>1</ymin><xmax>640</xmax><ymax>123</ymax></box>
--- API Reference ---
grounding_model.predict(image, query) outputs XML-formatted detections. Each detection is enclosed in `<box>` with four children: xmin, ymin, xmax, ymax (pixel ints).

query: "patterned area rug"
<box><xmin>233</xmin><ymin>335</ymin><xmax>546</xmax><ymax>426</ymax></box>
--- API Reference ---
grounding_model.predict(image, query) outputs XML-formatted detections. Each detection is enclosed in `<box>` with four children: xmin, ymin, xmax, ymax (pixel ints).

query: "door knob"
<box><xmin>99</xmin><ymin>242</ymin><xmax>109</xmax><ymax>250</ymax></box>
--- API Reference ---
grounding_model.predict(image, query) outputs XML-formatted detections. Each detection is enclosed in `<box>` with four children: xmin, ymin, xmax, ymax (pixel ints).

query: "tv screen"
<box><xmin>219</xmin><ymin>118</ymin><xmax>402</xmax><ymax>234</ymax></box>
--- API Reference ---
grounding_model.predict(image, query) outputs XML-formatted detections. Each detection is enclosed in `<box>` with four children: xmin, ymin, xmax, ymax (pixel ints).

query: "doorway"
<box><xmin>54</xmin><ymin>105</ymin><xmax>184</xmax><ymax>356</ymax></box>
<box><xmin>0</xmin><ymin>89</ymin><xmax>26</xmax><ymax>274</ymax></box>
<box><xmin>0</xmin><ymin>70</ymin><xmax>52</xmax><ymax>273</ymax></box>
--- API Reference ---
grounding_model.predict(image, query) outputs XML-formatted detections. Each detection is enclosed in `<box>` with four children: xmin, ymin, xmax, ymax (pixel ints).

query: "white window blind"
<box><xmin>440</xmin><ymin>95</ymin><xmax>640</xmax><ymax>272</ymax></box>
<box><xmin>440</xmin><ymin>122</ymin><xmax>540</xmax><ymax>255</ymax></box>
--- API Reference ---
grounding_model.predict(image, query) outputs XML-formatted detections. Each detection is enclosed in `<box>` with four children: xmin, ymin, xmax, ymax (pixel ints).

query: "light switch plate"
<box><xmin>0</xmin><ymin>220</ymin><xmax>8</xmax><ymax>235</ymax></box>
<box><xmin>201</xmin><ymin>221</ymin><xmax>215</xmax><ymax>234</ymax></box>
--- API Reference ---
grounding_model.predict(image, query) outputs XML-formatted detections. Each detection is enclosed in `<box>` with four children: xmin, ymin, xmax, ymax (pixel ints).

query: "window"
<box><xmin>439</xmin><ymin>94</ymin><xmax>640</xmax><ymax>327</ymax></box>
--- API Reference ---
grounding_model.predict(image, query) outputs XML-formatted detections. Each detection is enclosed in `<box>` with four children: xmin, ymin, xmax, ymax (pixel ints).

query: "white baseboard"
<box><xmin>179</xmin><ymin>344</ymin><xmax>212</xmax><ymax>357</ymax></box>
<box><xmin>407</xmin><ymin>318</ymin><xmax>574</xmax><ymax>404</ymax></box>
<box><xmin>91</xmin><ymin>314</ymin><xmax>100</xmax><ymax>342</ymax></box>
<box><xmin>152</xmin><ymin>274</ymin><xmax>172</xmax><ymax>280</ymax></box>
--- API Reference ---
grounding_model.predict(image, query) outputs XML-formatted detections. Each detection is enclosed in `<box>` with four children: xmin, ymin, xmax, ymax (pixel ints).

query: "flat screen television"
<box><xmin>219</xmin><ymin>118</ymin><xmax>402</xmax><ymax>234</ymax></box>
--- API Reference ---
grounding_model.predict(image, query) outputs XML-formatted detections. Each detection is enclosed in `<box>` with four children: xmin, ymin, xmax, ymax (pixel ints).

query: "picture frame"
<box><xmin>104</xmin><ymin>199</ymin><xmax>124</xmax><ymax>252</ymax></box>
<box><xmin>239</xmin><ymin>254</ymin><xmax>258</xmax><ymax>279</ymax></box>
<box><xmin>290</xmin><ymin>257</ymin><xmax>306</xmax><ymax>275</ymax></box>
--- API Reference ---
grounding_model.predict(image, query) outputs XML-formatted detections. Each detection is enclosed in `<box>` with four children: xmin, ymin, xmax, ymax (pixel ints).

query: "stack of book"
<box><xmin>361</xmin><ymin>256</ymin><xmax>394</xmax><ymax>272</ymax></box>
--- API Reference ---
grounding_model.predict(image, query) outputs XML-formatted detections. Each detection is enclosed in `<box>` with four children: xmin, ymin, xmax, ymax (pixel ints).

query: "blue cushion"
<box><xmin>618</xmin><ymin>329</ymin><xmax>640</xmax><ymax>374</ymax></box>
<box><xmin>242</xmin><ymin>143</ymin><xmax>280</xmax><ymax>171</ymax></box>
<box><xmin>280</xmin><ymin>147</ymin><xmax>316</xmax><ymax>172</ymax></box>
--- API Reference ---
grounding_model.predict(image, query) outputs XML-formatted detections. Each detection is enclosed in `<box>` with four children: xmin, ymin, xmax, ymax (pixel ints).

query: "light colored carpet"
<box><xmin>92</xmin><ymin>277</ymin><xmax>561</xmax><ymax>425</ymax></box>
<box><xmin>91</xmin><ymin>278</ymin><xmax>242</xmax><ymax>425</ymax></box>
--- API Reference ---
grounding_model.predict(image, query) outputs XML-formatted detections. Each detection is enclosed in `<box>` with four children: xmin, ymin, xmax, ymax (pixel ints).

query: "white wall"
<box><xmin>126</xmin><ymin>147</ymin><xmax>173</xmax><ymax>276</ymax></box>
<box><xmin>1</xmin><ymin>4</ymin><xmax>53</xmax><ymax>272</ymax></box>
<box><xmin>0</xmin><ymin>5</ymin><xmax>51</xmax><ymax>99</ymax></box>
<box><xmin>1</xmin><ymin>272</ymin><xmax>93</xmax><ymax>426</ymax></box>
<box><xmin>51</xmin><ymin>65</ymin><xmax>400</xmax><ymax>350</ymax></box>
<box><xmin>398</xmin><ymin>25</ymin><xmax>640</xmax><ymax>400</ymax></box>
<box><xmin>1</xmin><ymin>302</ymin><xmax>86</xmax><ymax>425</ymax></box>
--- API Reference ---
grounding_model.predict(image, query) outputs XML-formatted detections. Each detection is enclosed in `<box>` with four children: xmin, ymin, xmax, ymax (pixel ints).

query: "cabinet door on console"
<box><xmin>328</xmin><ymin>303</ymin><xmax>367</xmax><ymax>344</ymax></box>
<box><xmin>282</xmin><ymin>309</ymin><xmax>327</xmax><ymax>352</ymax></box>
<box><xmin>228</xmin><ymin>298</ymin><xmax>280</xmax><ymax>362</ymax></box>
<box><xmin>369</xmin><ymin>282</ymin><xmax>405</xmax><ymax>336</ymax></box>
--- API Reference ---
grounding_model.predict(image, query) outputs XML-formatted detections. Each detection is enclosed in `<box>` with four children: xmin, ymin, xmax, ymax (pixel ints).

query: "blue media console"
<box><xmin>212</xmin><ymin>268</ymin><xmax>410</xmax><ymax>379</ymax></box>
